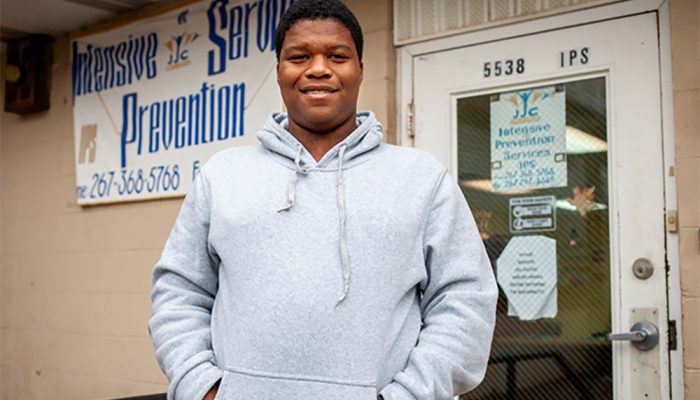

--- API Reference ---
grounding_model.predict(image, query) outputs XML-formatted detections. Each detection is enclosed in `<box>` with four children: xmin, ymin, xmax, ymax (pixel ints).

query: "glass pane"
<box><xmin>458</xmin><ymin>78</ymin><xmax>612</xmax><ymax>399</ymax></box>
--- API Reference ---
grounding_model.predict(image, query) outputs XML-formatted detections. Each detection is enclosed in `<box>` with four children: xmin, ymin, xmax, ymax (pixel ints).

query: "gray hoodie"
<box><xmin>149</xmin><ymin>112</ymin><xmax>498</xmax><ymax>400</ymax></box>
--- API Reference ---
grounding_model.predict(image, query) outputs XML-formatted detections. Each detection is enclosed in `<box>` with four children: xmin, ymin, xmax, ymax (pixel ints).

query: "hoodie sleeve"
<box><xmin>149</xmin><ymin>170</ymin><xmax>223</xmax><ymax>400</ymax></box>
<box><xmin>380</xmin><ymin>169</ymin><xmax>498</xmax><ymax>400</ymax></box>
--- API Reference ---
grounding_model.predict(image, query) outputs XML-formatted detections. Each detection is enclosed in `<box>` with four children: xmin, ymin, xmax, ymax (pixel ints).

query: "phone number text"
<box><xmin>76</xmin><ymin>164</ymin><xmax>181</xmax><ymax>201</ymax></box>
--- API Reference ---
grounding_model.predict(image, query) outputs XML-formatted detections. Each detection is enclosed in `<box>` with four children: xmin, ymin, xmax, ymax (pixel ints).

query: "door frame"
<box><xmin>395</xmin><ymin>0</ymin><xmax>684</xmax><ymax>398</ymax></box>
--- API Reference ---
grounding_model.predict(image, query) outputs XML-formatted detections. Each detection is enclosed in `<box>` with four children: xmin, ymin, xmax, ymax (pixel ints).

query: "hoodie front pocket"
<box><xmin>216</xmin><ymin>368</ymin><xmax>377</xmax><ymax>400</ymax></box>
<box><xmin>213</xmin><ymin>371</ymin><xmax>230</xmax><ymax>400</ymax></box>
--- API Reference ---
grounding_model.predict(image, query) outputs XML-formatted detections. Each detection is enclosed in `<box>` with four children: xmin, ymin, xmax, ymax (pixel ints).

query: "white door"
<box><xmin>412</xmin><ymin>13</ymin><xmax>669</xmax><ymax>400</ymax></box>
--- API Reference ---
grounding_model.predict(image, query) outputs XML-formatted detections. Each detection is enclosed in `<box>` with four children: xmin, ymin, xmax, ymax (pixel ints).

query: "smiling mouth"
<box><xmin>300</xmin><ymin>86</ymin><xmax>338</xmax><ymax>95</ymax></box>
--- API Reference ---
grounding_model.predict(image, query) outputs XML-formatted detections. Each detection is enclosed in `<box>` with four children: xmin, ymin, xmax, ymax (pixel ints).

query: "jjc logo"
<box><xmin>166</xmin><ymin>32</ymin><xmax>199</xmax><ymax>69</ymax></box>
<box><xmin>167</xmin><ymin>10</ymin><xmax>199</xmax><ymax>70</ymax></box>
<box><xmin>507</xmin><ymin>89</ymin><xmax>550</xmax><ymax>123</ymax></box>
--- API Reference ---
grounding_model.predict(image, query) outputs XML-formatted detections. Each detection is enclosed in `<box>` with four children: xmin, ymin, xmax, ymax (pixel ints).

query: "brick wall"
<box><xmin>670</xmin><ymin>0</ymin><xmax>700</xmax><ymax>398</ymax></box>
<box><xmin>0</xmin><ymin>34</ymin><xmax>175</xmax><ymax>399</ymax></box>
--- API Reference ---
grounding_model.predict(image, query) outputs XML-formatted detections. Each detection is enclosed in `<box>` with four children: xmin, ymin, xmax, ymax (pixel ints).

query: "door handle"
<box><xmin>607</xmin><ymin>321</ymin><xmax>659</xmax><ymax>351</ymax></box>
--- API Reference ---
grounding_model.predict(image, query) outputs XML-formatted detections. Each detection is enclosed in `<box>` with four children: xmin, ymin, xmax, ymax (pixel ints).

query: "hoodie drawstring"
<box><xmin>336</xmin><ymin>144</ymin><xmax>350</xmax><ymax>304</ymax></box>
<box><xmin>277</xmin><ymin>143</ymin><xmax>351</xmax><ymax>304</ymax></box>
<box><xmin>277</xmin><ymin>145</ymin><xmax>309</xmax><ymax>213</ymax></box>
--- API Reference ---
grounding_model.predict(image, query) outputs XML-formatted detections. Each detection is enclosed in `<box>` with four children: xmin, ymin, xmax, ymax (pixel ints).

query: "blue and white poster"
<box><xmin>72</xmin><ymin>0</ymin><xmax>293</xmax><ymax>205</ymax></box>
<box><xmin>490</xmin><ymin>86</ymin><xmax>567</xmax><ymax>192</ymax></box>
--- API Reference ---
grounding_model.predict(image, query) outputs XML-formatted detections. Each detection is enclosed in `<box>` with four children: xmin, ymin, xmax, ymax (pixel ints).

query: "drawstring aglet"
<box><xmin>336</xmin><ymin>293</ymin><xmax>347</xmax><ymax>305</ymax></box>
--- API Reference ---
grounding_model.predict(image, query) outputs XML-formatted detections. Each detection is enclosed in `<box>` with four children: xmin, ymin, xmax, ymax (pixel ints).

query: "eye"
<box><xmin>329</xmin><ymin>54</ymin><xmax>348</xmax><ymax>61</ymax></box>
<box><xmin>287</xmin><ymin>54</ymin><xmax>309</xmax><ymax>62</ymax></box>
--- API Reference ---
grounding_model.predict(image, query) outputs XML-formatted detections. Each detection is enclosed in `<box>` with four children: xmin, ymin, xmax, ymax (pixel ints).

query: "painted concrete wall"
<box><xmin>0</xmin><ymin>32</ymin><xmax>175</xmax><ymax>398</ymax></box>
<box><xmin>670</xmin><ymin>0</ymin><xmax>700</xmax><ymax>398</ymax></box>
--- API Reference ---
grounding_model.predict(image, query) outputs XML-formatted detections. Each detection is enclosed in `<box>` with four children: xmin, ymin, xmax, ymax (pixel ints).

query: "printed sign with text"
<box><xmin>509</xmin><ymin>195</ymin><xmax>557</xmax><ymax>233</ymax></box>
<box><xmin>490</xmin><ymin>86</ymin><xmax>567</xmax><ymax>192</ymax></box>
<box><xmin>72</xmin><ymin>0</ymin><xmax>289</xmax><ymax>205</ymax></box>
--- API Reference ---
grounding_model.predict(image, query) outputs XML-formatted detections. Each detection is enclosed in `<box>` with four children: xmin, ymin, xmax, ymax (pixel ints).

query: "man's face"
<box><xmin>277</xmin><ymin>18</ymin><xmax>363</xmax><ymax>133</ymax></box>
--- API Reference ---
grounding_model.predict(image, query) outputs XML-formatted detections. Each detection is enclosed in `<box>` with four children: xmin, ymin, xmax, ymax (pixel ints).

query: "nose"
<box><xmin>305</xmin><ymin>55</ymin><xmax>331</xmax><ymax>78</ymax></box>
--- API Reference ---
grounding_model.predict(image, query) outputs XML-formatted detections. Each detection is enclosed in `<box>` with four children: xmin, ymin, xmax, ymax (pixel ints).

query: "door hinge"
<box><xmin>407</xmin><ymin>101</ymin><xmax>415</xmax><ymax>139</ymax></box>
<box><xmin>668</xmin><ymin>319</ymin><xmax>677</xmax><ymax>350</ymax></box>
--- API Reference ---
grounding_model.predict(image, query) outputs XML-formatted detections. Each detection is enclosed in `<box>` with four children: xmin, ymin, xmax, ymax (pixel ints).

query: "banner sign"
<box><xmin>72</xmin><ymin>0</ymin><xmax>293</xmax><ymax>205</ymax></box>
<box><xmin>490</xmin><ymin>85</ymin><xmax>567</xmax><ymax>192</ymax></box>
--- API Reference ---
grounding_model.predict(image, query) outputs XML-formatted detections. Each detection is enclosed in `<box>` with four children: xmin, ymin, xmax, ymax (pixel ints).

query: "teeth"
<box><xmin>302</xmin><ymin>88</ymin><xmax>333</xmax><ymax>94</ymax></box>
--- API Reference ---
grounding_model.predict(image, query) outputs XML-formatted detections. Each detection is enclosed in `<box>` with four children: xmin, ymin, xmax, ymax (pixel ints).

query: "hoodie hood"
<box><xmin>256</xmin><ymin>111</ymin><xmax>383</xmax><ymax>170</ymax></box>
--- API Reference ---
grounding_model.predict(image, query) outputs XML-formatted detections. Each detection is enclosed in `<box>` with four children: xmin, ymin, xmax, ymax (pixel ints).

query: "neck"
<box><xmin>288</xmin><ymin>115</ymin><xmax>357</xmax><ymax>161</ymax></box>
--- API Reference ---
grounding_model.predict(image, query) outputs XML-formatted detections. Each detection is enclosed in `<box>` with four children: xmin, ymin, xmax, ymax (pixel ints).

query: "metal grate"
<box><xmin>419</xmin><ymin>0</ymin><xmax>438</xmax><ymax>36</ymax></box>
<box><xmin>394</xmin><ymin>0</ymin><xmax>621</xmax><ymax>45</ymax></box>
<box><xmin>444</xmin><ymin>0</ymin><xmax>463</xmax><ymax>30</ymax></box>
<box><xmin>455</xmin><ymin>77</ymin><xmax>612</xmax><ymax>400</ymax></box>
<box><xmin>491</xmin><ymin>0</ymin><xmax>516</xmax><ymax>21</ymax></box>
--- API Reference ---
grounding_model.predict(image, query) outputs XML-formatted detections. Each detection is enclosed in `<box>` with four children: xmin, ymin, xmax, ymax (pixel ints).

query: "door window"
<box><xmin>457</xmin><ymin>77</ymin><xmax>612</xmax><ymax>399</ymax></box>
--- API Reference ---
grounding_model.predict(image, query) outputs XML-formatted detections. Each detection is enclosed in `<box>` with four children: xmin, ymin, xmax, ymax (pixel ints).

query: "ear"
<box><xmin>276</xmin><ymin>62</ymin><xmax>281</xmax><ymax>84</ymax></box>
<box><xmin>359</xmin><ymin>61</ymin><xmax>364</xmax><ymax>83</ymax></box>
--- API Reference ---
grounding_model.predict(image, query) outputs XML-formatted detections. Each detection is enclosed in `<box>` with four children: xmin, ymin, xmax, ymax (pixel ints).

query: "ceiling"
<box><xmin>0</xmin><ymin>0</ymin><xmax>163</xmax><ymax>42</ymax></box>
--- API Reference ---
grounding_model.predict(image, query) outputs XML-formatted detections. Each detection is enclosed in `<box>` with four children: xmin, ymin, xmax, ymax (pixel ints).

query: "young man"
<box><xmin>149</xmin><ymin>1</ymin><xmax>498</xmax><ymax>399</ymax></box>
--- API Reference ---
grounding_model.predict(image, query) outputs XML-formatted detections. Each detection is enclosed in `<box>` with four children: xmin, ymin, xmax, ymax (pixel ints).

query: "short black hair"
<box><xmin>275</xmin><ymin>0</ymin><xmax>363</xmax><ymax>61</ymax></box>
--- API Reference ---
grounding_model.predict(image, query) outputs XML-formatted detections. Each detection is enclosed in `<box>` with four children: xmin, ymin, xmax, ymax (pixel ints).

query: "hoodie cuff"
<box><xmin>379</xmin><ymin>383</ymin><xmax>416</xmax><ymax>400</ymax></box>
<box><xmin>174</xmin><ymin>361</ymin><xmax>223</xmax><ymax>400</ymax></box>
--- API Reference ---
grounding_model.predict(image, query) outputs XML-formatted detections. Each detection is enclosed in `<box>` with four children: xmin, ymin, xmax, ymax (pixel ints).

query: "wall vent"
<box><xmin>393</xmin><ymin>0</ymin><xmax>625</xmax><ymax>45</ymax></box>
